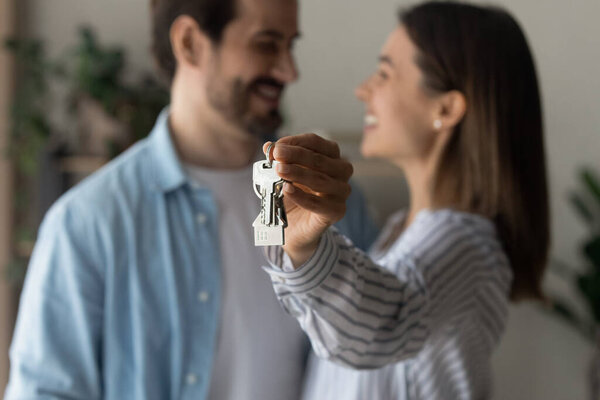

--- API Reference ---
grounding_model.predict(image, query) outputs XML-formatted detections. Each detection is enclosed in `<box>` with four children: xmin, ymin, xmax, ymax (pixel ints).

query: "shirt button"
<box><xmin>275</xmin><ymin>276</ymin><xmax>286</xmax><ymax>284</ymax></box>
<box><xmin>196</xmin><ymin>213</ymin><xmax>207</xmax><ymax>225</ymax></box>
<box><xmin>198</xmin><ymin>291</ymin><xmax>210</xmax><ymax>303</ymax></box>
<box><xmin>186</xmin><ymin>373</ymin><xmax>198</xmax><ymax>385</ymax></box>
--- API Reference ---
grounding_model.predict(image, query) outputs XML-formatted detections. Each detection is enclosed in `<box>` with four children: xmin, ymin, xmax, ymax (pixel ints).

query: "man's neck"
<box><xmin>169</xmin><ymin>93</ymin><xmax>260</xmax><ymax>170</ymax></box>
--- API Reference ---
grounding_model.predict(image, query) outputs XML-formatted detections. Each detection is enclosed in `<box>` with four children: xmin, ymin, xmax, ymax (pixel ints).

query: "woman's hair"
<box><xmin>399</xmin><ymin>1</ymin><xmax>549</xmax><ymax>301</ymax></box>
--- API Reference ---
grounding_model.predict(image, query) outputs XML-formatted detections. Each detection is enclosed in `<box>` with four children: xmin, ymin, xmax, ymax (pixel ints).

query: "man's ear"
<box><xmin>170</xmin><ymin>15</ymin><xmax>207</xmax><ymax>69</ymax></box>
<box><xmin>434</xmin><ymin>90</ymin><xmax>467</xmax><ymax>131</ymax></box>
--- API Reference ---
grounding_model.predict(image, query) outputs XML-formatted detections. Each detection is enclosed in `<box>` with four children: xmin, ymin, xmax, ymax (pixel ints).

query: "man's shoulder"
<box><xmin>48</xmin><ymin>138</ymin><xmax>156</xmax><ymax>225</ymax></box>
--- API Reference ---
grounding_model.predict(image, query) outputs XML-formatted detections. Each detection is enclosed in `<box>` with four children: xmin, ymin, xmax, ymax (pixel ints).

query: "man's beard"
<box><xmin>207</xmin><ymin>76</ymin><xmax>284</xmax><ymax>140</ymax></box>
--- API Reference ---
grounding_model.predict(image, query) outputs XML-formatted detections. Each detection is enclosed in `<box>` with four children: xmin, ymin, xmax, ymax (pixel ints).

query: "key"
<box><xmin>253</xmin><ymin>160</ymin><xmax>284</xmax><ymax>245</ymax></box>
<box><xmin>273</xmin><ymin>181</ymin><xmax>287</xmax><ymax>228</ymax></box>
<box><xmin>252</xmin><ymin>159</ymin><xmax>286</xmax><ymax>246</ymax></box>
<box><xmin>253</xmin><ymin>160</ymin><xmax>281</xmax><ymax>226</ymax></box>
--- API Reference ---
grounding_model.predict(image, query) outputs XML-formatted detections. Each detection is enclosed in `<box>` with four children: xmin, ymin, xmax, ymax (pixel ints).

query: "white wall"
<box><xmin>21</xmin><ymin>0</ymin><xmax>599</xmax><ymax>398</ymax></box>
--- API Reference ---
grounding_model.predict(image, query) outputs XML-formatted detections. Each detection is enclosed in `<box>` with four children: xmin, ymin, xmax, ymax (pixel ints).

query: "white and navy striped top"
<box><xmin>263</xmin><ymin>209</ymin><xmax>513</xmax><ymax>399</ymax></box>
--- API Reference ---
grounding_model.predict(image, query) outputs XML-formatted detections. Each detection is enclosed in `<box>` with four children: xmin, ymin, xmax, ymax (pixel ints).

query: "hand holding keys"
<box><xmin>254</xmin><ymin>134</ymin><xmax>354</xmax><ymax>267</ymax></box>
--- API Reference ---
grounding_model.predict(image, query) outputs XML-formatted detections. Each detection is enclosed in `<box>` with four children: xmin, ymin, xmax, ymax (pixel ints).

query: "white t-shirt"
<box><xmin>185</xmin><ymin>163</ymin><xmax>307</xmax><ymax>400</ymax></box>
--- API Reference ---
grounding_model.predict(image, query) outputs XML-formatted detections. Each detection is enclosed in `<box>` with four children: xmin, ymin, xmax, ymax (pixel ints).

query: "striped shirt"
<box><xmin>263</xmin><ymin>209</ymin><xmax>513</xmax><ymax>399</ymax></box>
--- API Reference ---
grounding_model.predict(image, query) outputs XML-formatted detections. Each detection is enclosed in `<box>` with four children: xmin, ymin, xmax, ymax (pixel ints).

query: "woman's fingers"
<box><xmin>274</xmin><ymin>144</ymin><xmax>353</xmax><ymax>181</ymax></box>
<box><xmin>276</xmin><ymin>133</ymin><xmax>341</xmax><ymax>159</ymax></box>
<box><xmin>263</xmin><ymin>136</ymin><xmax>353</xmax><ymax>182</ymax></box>
<box><xmin>276</xmin><ymin>163</ymin><xmax>351</xmax><ymax>199</ymax></box>
<box><xmin>262</xmin><ymin>134</ymin><xmax>353</xmax><ymax>224</ymax></box>
<box><xmin>283</xmin><ymin>182</ymin><xmax>347</xmax><ymax>222</ymax></box>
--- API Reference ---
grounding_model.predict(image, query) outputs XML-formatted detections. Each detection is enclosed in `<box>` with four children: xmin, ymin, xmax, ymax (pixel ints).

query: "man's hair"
<box><xmin>400</xmin><ymin>1</ymin><xmax>549</xmax><ymax>301</ymax></box>
<box><xmin>150</xmin><ymin>0</ymin><xmax>237</xmax><ymax>83</ymax></box>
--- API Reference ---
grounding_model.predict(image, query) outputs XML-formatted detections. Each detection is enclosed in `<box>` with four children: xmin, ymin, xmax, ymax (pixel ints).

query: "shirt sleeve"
<box><xmin>5</xmin><ymin>200</ymin><xmax>105</xmax><ymax>399</ymax></box>
<box><xmin>263</xmin><ymin>227</ymin><xmax>430</xmax><ymax>370</ymax></box>
<box><xmin>264</xmin><ymin>212</ymin><xmax>511</xmax><ymax>371</ymax></box>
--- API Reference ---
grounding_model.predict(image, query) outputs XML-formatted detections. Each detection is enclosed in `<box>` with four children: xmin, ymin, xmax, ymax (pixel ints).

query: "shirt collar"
<box><xmin>148</xmin><ymin>106</ymin><xmax>275</xmax><ymax>193</ymax></box>
<box><xmin>148</xmin><ymin>107</ymin><xmax>188</xmax><ymax>193</ymax></box>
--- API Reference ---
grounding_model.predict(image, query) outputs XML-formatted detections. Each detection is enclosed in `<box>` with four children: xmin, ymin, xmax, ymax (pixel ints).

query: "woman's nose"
<box><xmin>355</xmin><ymin>78</ymin><xmax>370</xmax><ymax>102</ymax></box>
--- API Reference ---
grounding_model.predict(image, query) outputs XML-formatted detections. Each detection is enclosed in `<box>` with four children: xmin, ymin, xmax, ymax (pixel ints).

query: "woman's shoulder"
<box><xmin>399</xmin><ymin>208</ymin><xmax>504</xmax><ymax>263</ymax></box>
<box><xmin>418</xmin><ymin>208</ymin><xmax>492</xmax><ymax>227</ymax></box>
<box><xmin>411</xmin><ymin>208</ymin><xmax>496</xmax><ymax>239</ymax></box>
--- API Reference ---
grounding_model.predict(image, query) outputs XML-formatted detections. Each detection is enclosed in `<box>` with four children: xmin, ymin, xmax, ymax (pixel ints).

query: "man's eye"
<box><xmin>255</xmin><ymin>41</ymin><xmax>279</xmax><ymax>53</ymax></box>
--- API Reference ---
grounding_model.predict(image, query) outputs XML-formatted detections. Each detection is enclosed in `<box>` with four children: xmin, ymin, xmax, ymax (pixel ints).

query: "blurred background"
<box><xmin>0</xmin><ymin>0</ymin><xmax>599</xmax><ymax>398</ymax></box>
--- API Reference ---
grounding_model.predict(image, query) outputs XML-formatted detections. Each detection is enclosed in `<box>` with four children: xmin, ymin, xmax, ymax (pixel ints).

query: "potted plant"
<box><xmin>549</xmin><ymin>167</ymin><xmax>600</xmax><ymax>399</ymax></box>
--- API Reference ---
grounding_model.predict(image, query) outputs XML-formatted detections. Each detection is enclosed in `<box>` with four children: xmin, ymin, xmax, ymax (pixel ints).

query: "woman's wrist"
<box><xmin>282</xmin><ymin>237</ymin><xmax>321</xmax><ymax>269</ymax></box>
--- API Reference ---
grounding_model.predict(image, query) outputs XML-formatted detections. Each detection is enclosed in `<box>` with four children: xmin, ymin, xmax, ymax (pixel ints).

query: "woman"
<box><xmin>262</xmin><ymin>1</ymin><xmax>549</xmax><ymax>398</ymax></box>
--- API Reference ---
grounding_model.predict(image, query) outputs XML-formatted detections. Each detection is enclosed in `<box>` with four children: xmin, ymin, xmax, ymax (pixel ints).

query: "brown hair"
<box><xmin>150</xmin><ymin>0</ymin><xmax>236</xmax><ymax>83</ymax></box>
<box><xmin>400</xmin><ymin>1</ymin><xmax>549</xmax><ymax>300</ymax></box>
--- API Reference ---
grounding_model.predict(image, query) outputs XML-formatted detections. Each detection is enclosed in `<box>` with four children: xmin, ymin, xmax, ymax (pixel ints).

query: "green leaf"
<box><xmin>551</xmin><ymin>300</ymin><xmax>580</xmax><ymax>326</ymax></box>
<box><xmin>581</xmin><ymin>168</ymin><xmax>600</xmax><ymax>208</ymax></box>
<box><xmin>569</xmin><ymin>192</ymin><xmax>594</xmax><ymax>225</ymax></box>
<box><xmin>4</xmin><ymin>258</ymin><xmax>28</xmax><ymax>287</ymax></box>
<box><xmin>577</xmin><ymin>273</ymin><xmax>600</xmax><ymax>324</ymax></box>
<box><xmin>583</xmin><ymin>236</ymin><xmax>600</xmax><ymax>269</ymax></box>
<box><xmin>545</xmin><ymin>298</ymin><xmax>595</xmax><ymax>341</ymax></box>
<box><xmin>4</xmin><ymin>37</ymin><xmax>18</xmax><ymax>50</ymax></box>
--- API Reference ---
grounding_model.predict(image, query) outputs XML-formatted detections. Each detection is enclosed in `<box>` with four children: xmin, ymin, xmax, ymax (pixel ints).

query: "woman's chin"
<box><xmin>360</xmin><ymin>140</ymin><xmax>383</xmax><ymax>160</ymax></box>
<box><xmin>359</xmin><ymin>143</ymin><xmax>372</xmax><ymax>159</ymax></box>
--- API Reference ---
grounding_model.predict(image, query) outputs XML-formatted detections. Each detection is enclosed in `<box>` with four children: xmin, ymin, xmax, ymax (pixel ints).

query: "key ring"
<box><xmin>265</xmin><ymin>142</ymin><xmax>275</xmax><ymax>168</ymax></box>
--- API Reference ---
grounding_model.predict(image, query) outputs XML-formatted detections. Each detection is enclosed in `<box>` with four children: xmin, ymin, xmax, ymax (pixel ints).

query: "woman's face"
<box><xmin>356</xmin><ymin>26</ymin><xmax>439</xmax><ymax>166</ymax></box>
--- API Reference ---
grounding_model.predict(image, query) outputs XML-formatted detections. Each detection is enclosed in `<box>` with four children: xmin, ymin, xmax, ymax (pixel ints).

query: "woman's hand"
<box><xmin>263</xmin><ymin>133</ymin><xmax>353</xmax><ymax>267</ymax></box>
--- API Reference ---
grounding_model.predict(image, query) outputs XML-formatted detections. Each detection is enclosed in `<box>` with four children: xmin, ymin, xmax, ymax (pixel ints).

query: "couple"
<box><xmin>5</xmin><ymin>0</ymin><xmax>549</xmax><ymax>399</ymax></box>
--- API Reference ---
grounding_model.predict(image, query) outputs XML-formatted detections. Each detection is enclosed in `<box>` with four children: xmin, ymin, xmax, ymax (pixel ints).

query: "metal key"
<box><xmin>252</xmin><ymin>160</ymin><xmax>285</xmax><ymax>245</ymax></box>
<box><xmin>252</xmin><ymin>150</ymin><xmax>287</xmax><ymax>246</ymax></box>
<box><xmin>253</xmin><ymin>160</ymin><xmax>280</xmax><ymax>226</ymax></box>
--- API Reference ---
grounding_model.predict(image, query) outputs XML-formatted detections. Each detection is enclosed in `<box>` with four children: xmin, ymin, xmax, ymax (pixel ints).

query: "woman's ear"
<box><xmin>434</xmin><ymin>90</ymin><xmax>467</xmax><ymax>131</ymax></box>
<box><xmin>170</xmin><ymin>15</ymin><xmax>207</xmax><ymax>70</ymax></box>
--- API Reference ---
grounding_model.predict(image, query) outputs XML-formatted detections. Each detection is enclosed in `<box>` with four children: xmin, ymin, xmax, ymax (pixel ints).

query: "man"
<box><xmin>4</xmin><ymin>0</ymin><xmax>377</xmax><ymax>399</ymax></box>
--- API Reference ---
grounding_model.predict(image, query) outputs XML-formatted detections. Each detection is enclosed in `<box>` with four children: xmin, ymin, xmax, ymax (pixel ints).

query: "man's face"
<box><xmin>205</xmin><ymin>0</ymin><xmax>299</xmax><ymax>138</ymax></box>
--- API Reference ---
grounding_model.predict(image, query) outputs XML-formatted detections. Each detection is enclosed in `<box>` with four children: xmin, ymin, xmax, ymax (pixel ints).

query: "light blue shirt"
<box><xmin>4</xmin><ymin>109</ymin><xmax>378</xmax><ymax>400</ymax></box>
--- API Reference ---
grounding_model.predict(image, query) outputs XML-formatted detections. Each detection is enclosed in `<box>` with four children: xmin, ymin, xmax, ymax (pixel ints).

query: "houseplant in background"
<box><xmin>3</xmin><ymin>26</ymin><xmax>168</xmax><ymax>287</ymax></box>
<box><xmin>549</xmin><ymin>167</ymin><xmax>600</xmax><ymax>400</ymax></box>
<box><xmin>3</xmin><ymin>36</ymin><xmax>58</xmax><ymax>285</ymax></box>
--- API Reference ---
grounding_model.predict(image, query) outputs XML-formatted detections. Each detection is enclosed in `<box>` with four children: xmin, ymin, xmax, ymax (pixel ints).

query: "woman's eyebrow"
<box><xmin>378</xmin><ymin>55</ymin><xmax>395</xmax><ymax>66</ymax></box>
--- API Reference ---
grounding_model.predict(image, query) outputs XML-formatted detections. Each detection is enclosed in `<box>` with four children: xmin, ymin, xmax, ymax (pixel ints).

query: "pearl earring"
<box><xmin>433</xmin><ymin>119</ymin><xmax>442</xmax><ymax>130</ymax></box>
